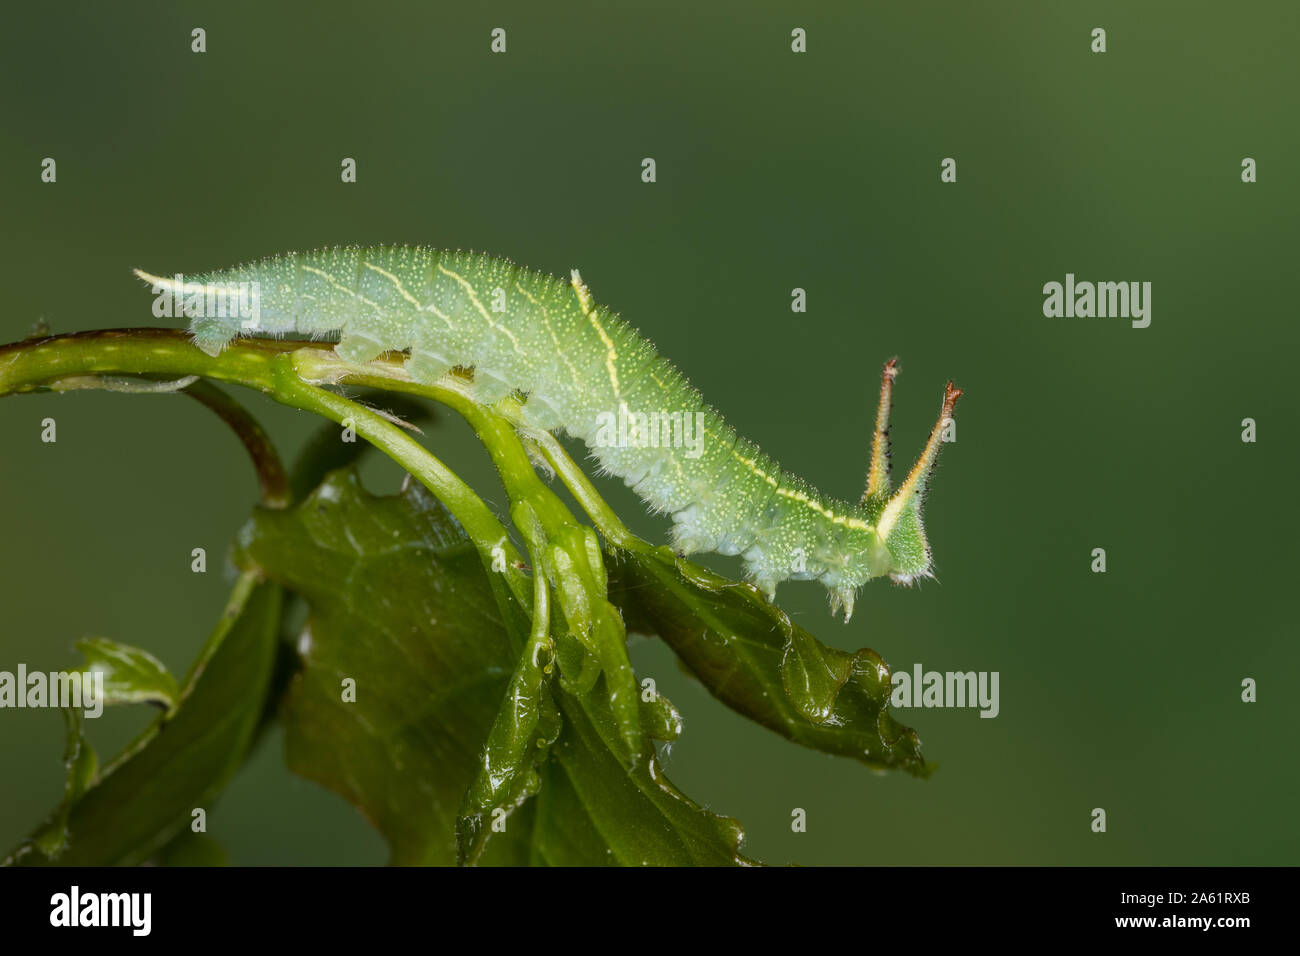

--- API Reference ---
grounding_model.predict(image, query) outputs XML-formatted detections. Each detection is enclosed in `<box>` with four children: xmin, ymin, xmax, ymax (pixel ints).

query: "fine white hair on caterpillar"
<box><xmin>135</xmin><ymin>246</ymin><xmax>961</xmax><ymax>621</ymax></box>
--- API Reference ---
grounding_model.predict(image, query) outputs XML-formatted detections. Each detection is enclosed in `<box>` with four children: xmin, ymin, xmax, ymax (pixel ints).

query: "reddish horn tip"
<box><xmin>944</xmin><ymin>382</ymin><xmax>962</xmax><ymax>411</ymax></box>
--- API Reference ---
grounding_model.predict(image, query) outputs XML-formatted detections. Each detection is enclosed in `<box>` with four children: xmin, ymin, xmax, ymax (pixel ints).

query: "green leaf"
<box><xmin>15</xmin><ymin>636</ymin><xmax>181</xmax><ymax>857</ymax></box>
<box><xmin>5</xmin><ymin>573</ymin><xmax>282</xmax><ymax>866</ymax></box>
<box><xmin>236</xmin><ymin>469</ymin><xmax>523</xmax><ymax>865</ymax></box>
<box><xmin>607</xmin><ymin>547</ymin><xmax>933</xmax><ymax>777</ymax></box>
<box><xmin>530</xmin><ymin>682</ymin><xmax>747</xmax><ymax>866</ymax></box>
<box><xmin>236</xmin><ymin>468</ymin><xmax>751</xmax><ymax>865</ymax></box>
<box><xmin>154</xmin><ymin>830</ymin><xmax>230</xmax><ymax>867</ymax></box>
<box><xmin>74</xmin><ymin>636</ymin><xmax>179</xmax><ymax>715</ymax></box>
<box><xmin>454</xmin><ymin>562</ymin><xmax>563</xmax><ymax>866</ymax></box>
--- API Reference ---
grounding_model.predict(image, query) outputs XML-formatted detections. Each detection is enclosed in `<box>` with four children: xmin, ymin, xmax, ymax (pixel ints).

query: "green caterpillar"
<box><xmin>136</xmin><ymin>246</ymin><xmax>960</xmax><ymax>620</ymax></box>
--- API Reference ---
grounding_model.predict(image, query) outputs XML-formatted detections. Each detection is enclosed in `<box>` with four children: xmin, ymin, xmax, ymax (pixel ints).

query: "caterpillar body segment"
<box><xmin>135</xmin><ymin>246</ymin><xmax>960</xmax><ymax>620</ymax></box>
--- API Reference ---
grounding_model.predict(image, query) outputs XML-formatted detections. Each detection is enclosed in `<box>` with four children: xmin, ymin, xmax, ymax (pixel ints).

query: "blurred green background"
<box><xmin>1</xmin><ymin>0</ymin><xmax>1296</xmax><ymax>865</ymax></box>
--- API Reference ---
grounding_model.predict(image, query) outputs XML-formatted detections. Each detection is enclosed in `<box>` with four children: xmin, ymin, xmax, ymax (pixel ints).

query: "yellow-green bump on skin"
<box><xmin>135</xmin><ymin>246</ymin><xmax>961</xmax><ymax>620</ymax></box>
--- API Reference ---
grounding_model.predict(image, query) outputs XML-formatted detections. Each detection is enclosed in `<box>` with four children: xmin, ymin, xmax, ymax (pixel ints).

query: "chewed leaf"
<box><xmin>607</xmin><ymin>547</ymin><xmax>932</xmax><ymax>777</ymax></box>
<box><xmin>531</xmin><ymin>689</ymin><xmax>749</xmax><ymax>867</ymax></box>
<box><xmin>780</xmin><ymin>628</ymin><xmax>856</xmax><ymax>724</ymax></box>
<box><xmin>75</xmin><ymin>637</ymin><xmax>179</xmax><ymax>715</ymax></box>
<box><xmin>236</xmin><ymin>467</ymin><xmax>752</xmax><ymax>866</ymax></box>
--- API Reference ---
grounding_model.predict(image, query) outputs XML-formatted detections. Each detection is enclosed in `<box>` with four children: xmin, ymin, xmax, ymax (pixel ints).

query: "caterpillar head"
<box><xmin>826</xmin><ymin>361</ymin><xmax>962</xmax><ymax>621</ymax></box>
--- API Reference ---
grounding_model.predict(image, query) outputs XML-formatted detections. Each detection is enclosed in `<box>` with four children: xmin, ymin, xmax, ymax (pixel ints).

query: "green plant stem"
<box><xmin>271</xmin><ymin>364</ymin><xmax>528</xmax><ymax>591</ymax></box>
<box><xmin>525</xmin><ymin>429</ymin><xmax>642</xmax><ymax>550</ymax></box>
<box><xmin>288</xmin><ymin>349</ymin><xmax>642</xmax><ymax>549</ymax></box>
<box><xmin>0</xmin><ymin>329</ymin><xmax>528</xmax><ymax>600</ymax></box>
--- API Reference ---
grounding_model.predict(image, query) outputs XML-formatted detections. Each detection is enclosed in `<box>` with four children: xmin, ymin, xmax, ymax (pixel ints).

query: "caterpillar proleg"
<box><xmin>136</xmin><ymin>246</ymin><xmax>961</xmax><ymax>621</ymax></box>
